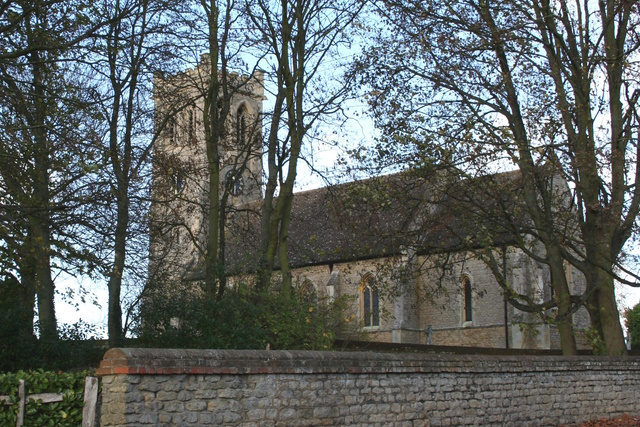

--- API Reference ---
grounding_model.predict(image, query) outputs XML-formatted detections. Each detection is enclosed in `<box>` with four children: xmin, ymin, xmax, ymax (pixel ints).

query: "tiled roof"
<box><xmin>223</xmin><ymin>169</ymin><xmax>526</xmax><ymax>274</ymax></box>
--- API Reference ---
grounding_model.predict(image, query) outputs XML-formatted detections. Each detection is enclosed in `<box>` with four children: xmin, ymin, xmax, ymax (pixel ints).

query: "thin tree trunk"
<box><xmin>258</xmin><ymin>92</ymin><xmax>285</xmax><ymax>290</ymax></box>
<box><xmin>30</xmin><ymin>33</ymin><xmax>57</xmax><ymax>342</ymax></box>
<box><xmin>216</xmin><ymin>196</ymin><xmax>227</xmax><ymax>299</ymax></box>
<box><xmin>107</xmin><ymin>193</ymin><xmax>128</xmax><ymax>347</ymax></box>
<box><xmin>203</xmin><ymin>69</ymin><xmax>222</xmax><ymax>298</ymax></box>
<box><xmin>205</xmin><ymin>135</ymin><xmax>221</xmax><ymax>298</ymax></box>
<box><xmin>277</xmin><ymin>193</ymin><xmax>294</xmax><ymax>299</ymax></box>
<box><xmin>547</xmin><ymin>251</ymin><xmax>577</xmax><ymax>355</ymax></box>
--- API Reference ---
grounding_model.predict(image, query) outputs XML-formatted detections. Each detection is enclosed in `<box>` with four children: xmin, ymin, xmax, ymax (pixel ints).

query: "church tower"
<box><xmin>149</xmin><ymin>57</ymin><xmax>264</xmax><ymax>280</ymax></box>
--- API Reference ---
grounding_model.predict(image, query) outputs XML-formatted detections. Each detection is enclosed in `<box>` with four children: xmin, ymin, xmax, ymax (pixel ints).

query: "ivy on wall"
<box><xmin>0</xmin><ymin>370</ymin><xmax>92</xmax><ymax>426</ymax></box>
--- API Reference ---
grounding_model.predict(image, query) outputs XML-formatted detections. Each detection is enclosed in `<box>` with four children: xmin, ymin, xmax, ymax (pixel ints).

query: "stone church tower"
<box><xmin>149</xmin><ymin>57</ymin><xmax>264</xmax><ymax>280</ymax></box>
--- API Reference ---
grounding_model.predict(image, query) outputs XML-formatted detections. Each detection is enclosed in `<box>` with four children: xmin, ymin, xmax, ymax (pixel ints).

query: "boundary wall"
<box><xmin>96</xmin><ymin>348</ymin><xmax>640</xmax><ymax>426</ymax></box>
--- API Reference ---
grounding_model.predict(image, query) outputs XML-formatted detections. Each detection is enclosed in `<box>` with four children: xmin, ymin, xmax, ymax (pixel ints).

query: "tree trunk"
<box><xmin>31</xmin><ymin>220</ymin><xmax>57</xmax><ymax>342</ymax></box>
<box><xmin>588</xmin><ymin>266</ymin><xmax>626</xmax><ymax>355</ymax></box>
<box><xmin>216</xmin><ymin>197</ymin><xmax>227</xmax><ymax>299</ymax></box>
<box><xmin>107</xmin><ymin>193</ymin><xmax>128</xmax><ymax>347</ymax></box>
<box><xmin>278</xmin><ymin>194</ymin><xmax>294</xmax><ymax>299</ymax></box>
<box><xmin>203</xmin><ymin>84</ymin><xmax>222</xmax><ymax>299</ymax></box>
<box><xmin>548</xmin><ymin>253</ymin><xmax>577</xmax><ymax>356</ymax></box>
<box><xmin>258</xmin><ymin>91</ymin><xmax>286</xmax><ymax>290</ymax></box>
<box><xmin>18</xmin><ymin>256</ymin><xmax>37</xmax><ymax>341</ymax></box>
<box><xmin>29</xmin><ymin>22</ymin><xmax>57</xmax><ymax>342</ymax></box>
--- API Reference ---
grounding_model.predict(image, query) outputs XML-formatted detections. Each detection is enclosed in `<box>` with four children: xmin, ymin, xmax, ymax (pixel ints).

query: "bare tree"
<box><xmin>87</xmin><ymin>0</ymin><xmax>179</xmax><ymax>346</ymax></box>
<box><xmin>245</xmin><ymin>0</ymin><xmax>363</xmax><ymax>298</ymax></box>
<box><xmin>149</xmin><ymin>0</ymin><xmax>264</xmax><ymax>300</ymax></box>
<box><xmin>354</xmin><ymin>0</ymin><xmax>639</xmax><ymax>354</ymax></box>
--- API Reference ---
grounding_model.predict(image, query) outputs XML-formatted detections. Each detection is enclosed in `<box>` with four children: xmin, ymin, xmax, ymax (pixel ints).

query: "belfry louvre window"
<box><xmin>361</xmin><ymin>274</ymin><xmax>379</xmax><ymax>327</ymax></box>
<box><xmin>168</xmin><ymin>118</ymin><xmax>176</xmax><ymax>145</ymax></box>
<box><xmin>236</xmin><ymin>105</ymin><xmax>247</xmax><ymax>147</ymax></box>
<box><xmin>188</xmin><ymin>108</ymin><xmax>195</xmax><ymax>141</ymax></box>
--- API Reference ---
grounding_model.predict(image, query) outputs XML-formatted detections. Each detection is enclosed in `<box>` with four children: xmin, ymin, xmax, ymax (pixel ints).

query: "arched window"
<box><xmin>360</xmin><ymin>274</ymin><xmax>379</xmax><ymax>327</ymax></box>
<box><xmin>462</xmin><ymin>275</ymin><xmax>473</xmax><ymax>323</ymax></box>
<box><xmin>216</xmin><ymin>99</ymin><xmax>226</xmax><ymax>138</ymax></box>
<box><xmin>225</xmin><ymin>169</ymin><xmax>244</xmax><ymax>196</ymax></box>
<box><xmin>236</xmin><ymin>105</ymin><xmax>247</xmax><ymax>147</ymax></box>
<box><xmin>171</xmin><ymin>170</ymin><xmax>184</xmax><ymax>194</ymax></box>
<box><xmin>300</xmin><ymin>279</ymin><xmax>317</xmax><ymax>305</ymax></box>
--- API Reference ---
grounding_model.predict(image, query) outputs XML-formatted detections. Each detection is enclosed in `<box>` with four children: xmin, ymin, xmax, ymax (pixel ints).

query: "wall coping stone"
<box><xmin>96</xmin><ymin>348</ymin><xmax>640</xmax><ymax>376</ymax></box>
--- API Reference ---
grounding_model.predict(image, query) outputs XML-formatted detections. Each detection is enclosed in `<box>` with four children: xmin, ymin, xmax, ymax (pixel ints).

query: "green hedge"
<box><xmin>138</xmin><ymin>281</ymin><xmax>354</xmax><ymax>351</ymax></box>
<box><xmin>0</xmin><ymin>370</ymin><xmax>92</xmax><ymax>426</ymax></box>
<box><xmin>626</xmin><ymin>303</ymin><xmax>640</xmax><ymax>351</ymax></box>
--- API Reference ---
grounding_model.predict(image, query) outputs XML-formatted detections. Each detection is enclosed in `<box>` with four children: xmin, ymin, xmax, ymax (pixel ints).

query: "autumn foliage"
<box><xmin>562</xmin><ymin>414</ymin><xmax>640</xmax><ymax>427</ymax></box>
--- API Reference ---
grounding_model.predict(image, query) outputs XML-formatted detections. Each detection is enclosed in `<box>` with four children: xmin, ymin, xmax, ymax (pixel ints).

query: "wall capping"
<box><xmin>98</xmin><ymin>348</ymin><xmax>640</xmax><ymax>426</ymax></box>
<box><xmin>97</xmin><ymin>347</ymin><xmax>640</xmax><ymax>376</ymax></box>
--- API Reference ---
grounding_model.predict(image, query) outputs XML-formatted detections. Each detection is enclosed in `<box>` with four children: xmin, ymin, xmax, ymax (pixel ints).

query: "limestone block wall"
<box><xmin>97</xmin><ymin>348</ymin><xmax>640</xmax><ymax>427</ymax></box>
<box><xmin>255</xmin><ymin>248</ymin><xmax>588</xmax><ymax>350</ymax></box>
<box><xmin>431</xmin><ymin>325</ymin><xmax>507</xmax><ymax>348</ymax></box>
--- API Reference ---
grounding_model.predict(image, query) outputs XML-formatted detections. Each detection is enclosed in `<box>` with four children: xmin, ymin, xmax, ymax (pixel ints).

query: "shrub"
<box><xmin>584</xmin><ymin>326</ymin><xmax>607</xmax><ymax>355</ymax></box>
<box><xmin>138</xmin><ymin>280</ymin><xmax>352</xmax><ymax>350</ymax></box>
<box><xmin>624</xmin><ymin>302</ymin><xmax>640</xmax><ymax>351</ymax></box>
<box><xmin>0</xmin><ymin>323</ymin><xmax>106</xmax><ymax>372</ymax></box>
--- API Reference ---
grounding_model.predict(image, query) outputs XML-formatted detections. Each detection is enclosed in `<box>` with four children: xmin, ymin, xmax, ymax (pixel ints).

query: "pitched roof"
<box><xmin>223</xmin><ymin>168</ymin><xmax>528</xmax><ymax>274</ymax></box>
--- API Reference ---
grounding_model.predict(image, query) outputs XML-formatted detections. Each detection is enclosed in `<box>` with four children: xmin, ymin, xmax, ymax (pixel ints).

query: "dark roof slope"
<box><xmin>223</xmin><ymin>168</ymin><xmax>533</xmax><ymax>274</ymax></box>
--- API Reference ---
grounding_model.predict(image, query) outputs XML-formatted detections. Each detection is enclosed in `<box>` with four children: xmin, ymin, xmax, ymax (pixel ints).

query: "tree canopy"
<box><xmin>1</xmin><ymin>0</ymin><xmax>638</xmax><ymax>358</ymax></box>
<box><xmin>354</xmin><ymin>0</ymin><xmax>640</xmax><ymax>354</ymax></box>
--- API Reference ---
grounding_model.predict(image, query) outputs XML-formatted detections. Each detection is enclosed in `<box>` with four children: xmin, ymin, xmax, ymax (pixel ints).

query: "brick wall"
<box><xmin>97</xmin><ymin>348</ymin><xmax>640</xmax><ymax>426</ymax></box>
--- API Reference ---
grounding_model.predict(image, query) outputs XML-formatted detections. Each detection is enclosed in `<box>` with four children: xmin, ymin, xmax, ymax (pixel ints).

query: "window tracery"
<box><xmin>300</xmin><ymin>279</ymin><xmax>317</xmax><ymax>305</ymax></box>
<box><xmin>360</xmin><ymin>273</ymin><xmax>379</xmax><ymax>327</ymax></box>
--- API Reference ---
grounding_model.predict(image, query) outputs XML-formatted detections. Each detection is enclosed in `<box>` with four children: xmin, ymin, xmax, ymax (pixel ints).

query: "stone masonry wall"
<box><xmin>97</xmin><ymin>348</ymin><xmax>640</xmax><ymax>427</ymax></box>
<box><xmin>431</xmin><ymin>325</ymin><xmax>506</xmax><ymax>348</ymax></box>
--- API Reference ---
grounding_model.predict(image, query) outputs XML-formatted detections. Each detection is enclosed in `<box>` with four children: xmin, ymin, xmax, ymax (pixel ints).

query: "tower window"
<box><xmin>171</xmin><ymin>171</ymin><xmax>184</xmax><ymax>194</ymax></box>
<box><xmin>168</xmin><ymin>118</ymin><xmax>176</xmax><ymax>145</ymax></box>
<box><xmin>217</xmin><ymin>99</ymin><xmax>226</xmax><ymax>138</ymax></box>
<box><xmin>225</xmin><ymin>169</ymin><xmax>244</xmax><ymax>196</ymax></box>
<box><xmin>188</xmin><ymin>109</ymin><xmax>194</xmax><ymax>141</ymax></box>
<box><xmin>236</xmin><ymin>106</ymin><xmax>247</xmax><ymax>147</ymax></box>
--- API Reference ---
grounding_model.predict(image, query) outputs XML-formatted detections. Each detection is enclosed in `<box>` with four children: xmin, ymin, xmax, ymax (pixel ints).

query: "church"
<box><xmin>149</xmin><ymin>58</ymin><xmax>590</xmax><ymax>351</ymax></box>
